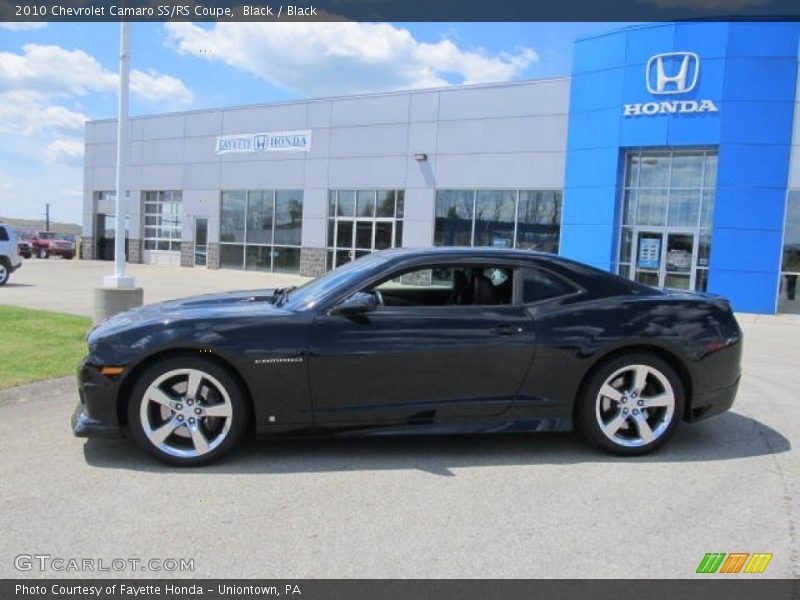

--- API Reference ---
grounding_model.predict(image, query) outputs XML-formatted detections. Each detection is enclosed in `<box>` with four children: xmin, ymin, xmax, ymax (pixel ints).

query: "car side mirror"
<box><xmin>330</xmin><ymin>291</ymin><xmax>378</xmax><ymax>317</ymax></box>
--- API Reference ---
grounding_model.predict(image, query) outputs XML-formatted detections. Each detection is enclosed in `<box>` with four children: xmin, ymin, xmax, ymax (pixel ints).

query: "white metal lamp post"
<box><xmin>94</xmin><ymin>20</ymin><xmax>143</xmax><ymax>322</ymax></box>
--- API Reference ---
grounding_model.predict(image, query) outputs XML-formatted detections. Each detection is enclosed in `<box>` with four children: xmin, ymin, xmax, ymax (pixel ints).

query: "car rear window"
<box><xmin>522</xmin><ymin>267</ymin><xmax>576</xmax><ymax>303</ymax></box>
<box><xmin>0</xmin><ymin>227</ymin><xmax>8</xmax><ymax>242</ymax></box>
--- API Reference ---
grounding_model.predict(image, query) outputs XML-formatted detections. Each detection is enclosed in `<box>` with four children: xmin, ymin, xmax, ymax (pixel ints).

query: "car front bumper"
<box><xmin>72</xmin><ymin>358</ymin><xmax>124</xmax><ymax>439</ymax></box>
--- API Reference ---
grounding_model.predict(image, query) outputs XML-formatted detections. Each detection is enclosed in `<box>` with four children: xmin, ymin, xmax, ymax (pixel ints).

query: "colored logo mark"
<box><xmin>696</xmin><ymin>552</ymin><xmax>773</xmax><ymax>574</ymax></box>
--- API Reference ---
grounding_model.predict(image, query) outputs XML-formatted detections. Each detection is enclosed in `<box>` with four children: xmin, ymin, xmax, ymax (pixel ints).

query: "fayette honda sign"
<box><xmin>216</xmin><ymin>130</ymin><xmax>312</xmax><ymax>155</ymax></box>
<box><xmin>624</xmin><ymin>52</ymin><xmax>719</xmax><ymax>117</ymax></box>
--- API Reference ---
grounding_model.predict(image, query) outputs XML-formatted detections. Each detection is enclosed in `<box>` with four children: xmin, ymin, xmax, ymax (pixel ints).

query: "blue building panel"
<box><xmin>708</xmin><ymin>269</ymin><xmax>782</xmax><ymax>314</ymax></box>
<box><xmin>566</xmin><ymin>108</ymin><xmax>621</xmax><ymax>150</ymax></box>
<box><xmin>718</xmin><ymin>101</ymin><xmax>795</xmax><ymax>145</ymax></box>
<box><xmin>564</xmin><ymin>21</ymin><xmax>800</xmax><ymax>314</ymax></box>
<box><xmin>713</xmin><ymin>188</ymin><xmax>789</xmax><ymax>232</ymax></box>
<box><xmin>716</xmin><ymin>144</ymin><xmax>791</xmax><ymax>189</ymax></box>
<box><xmin>558</xmin><ymin>223</ymin><xmax>618</xmax><ymax>271</ymax></box>
<box><xmin>723</xmin><ymin>58</ymin><xmax>798</xmax><ymax>102</ymax></box>
<box><xmin>673</xmin><ymin>22</ymin><xmax>730</xmax><ymax>59</ymax></box>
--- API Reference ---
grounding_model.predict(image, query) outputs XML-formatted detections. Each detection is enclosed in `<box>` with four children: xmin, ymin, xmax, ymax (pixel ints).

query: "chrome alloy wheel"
<box><xmin>139</xmin><ymin>368</ymin><xmax>233</xmax><ymax>458</ymax></box>
<box><xmin>594</xmin><ymin>364</ymin><xmax>676</xmax><ymax>448</ymax></box>
<box><xmin>0</xmin><ymin>263</ymin><xmax>7</xmax><ymax>284</ymax></box>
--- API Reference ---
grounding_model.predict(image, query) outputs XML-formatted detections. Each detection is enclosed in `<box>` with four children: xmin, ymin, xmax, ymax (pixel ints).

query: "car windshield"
<box><xmin>283</xmin><ymin>253</ymin><xmax>389</xmax><ymax>310</ymax></box>
<box><xmin>38</xmin><ymin>232</ymin><xmax>57</xmax><ymax>239</ymax></box>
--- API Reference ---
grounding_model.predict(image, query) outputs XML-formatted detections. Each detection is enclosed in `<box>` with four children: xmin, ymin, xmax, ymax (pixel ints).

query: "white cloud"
<box><xmin>0</xmin><ymin>43</ymin><xmax>193</xmax><ymax>105</ymax></box>
<box><xmin>0</xmin><ymin>22</ymin><xmax>47</xmax><ymax>31</ymax></box>
<box><xmin>165</xmin><ymin>22</ymin><xmax>538</xmax><ymax>96</ymax></box>
<box><xmin>0</xmin><ymin>91</ymin><xmax>87</xmax><ymax>135</ymax></box>
<box><xmin>45</xmin><ymin>139</ymin><xmax>84</xmax><ymax>167</ymax></box>
<box><xmin>131</xmin><ymin>69</ymin><xmax>194</xmax><ymax>105</ymax></box>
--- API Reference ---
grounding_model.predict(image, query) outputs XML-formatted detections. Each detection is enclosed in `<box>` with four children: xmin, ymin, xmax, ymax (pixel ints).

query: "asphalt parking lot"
<box><xmin>0</xmin><ymin>258</ymin><xmax>308</xmax><ymax>317</ymax></box>
<box><xmin>0</xmin><ymin>260</ymin><xmax>797</xmax><ymax>578</ymax></box>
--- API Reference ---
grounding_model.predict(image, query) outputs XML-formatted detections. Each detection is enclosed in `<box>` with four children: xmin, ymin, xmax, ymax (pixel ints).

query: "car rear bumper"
<box><xmin>72</xmin><ymin>358</ymin><xmax>124</xmax><ymax>439</ymax></box>
<box><xmin>686</xmin><ymin>375</ymin><xmax>740</xmax><ymax>423</ymax></box>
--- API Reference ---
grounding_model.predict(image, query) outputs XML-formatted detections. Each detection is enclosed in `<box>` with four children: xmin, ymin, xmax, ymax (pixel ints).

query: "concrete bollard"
<box><xmin>93</xmin><ymin>287</ymin><xmax>144</xmax><ymax>324</ymax></box>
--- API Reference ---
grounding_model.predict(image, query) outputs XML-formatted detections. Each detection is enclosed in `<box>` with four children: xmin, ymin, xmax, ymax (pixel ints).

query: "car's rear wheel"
<box><xmin>0</xmin><ymin>260</ymin><xmax>9</xmax><ymax>286</ymax></box>
<box><xmin>576</xmin><ymin>353</ymin><xmax>684</xmax><ymax>456</ymax></box>
<box><xmin>37</xmin><ymin>248</ymin><xmax>48</xmax><ymax>259</ymax></box>
<box><xmin>63</xmin><ymin>253</ymin><xmax>74</xmax><ymax>260</ymax></box>
<box><xmin>127</xmin><ymin>357</ymin><xmax>249</xmax><ymax>466</ymax></box>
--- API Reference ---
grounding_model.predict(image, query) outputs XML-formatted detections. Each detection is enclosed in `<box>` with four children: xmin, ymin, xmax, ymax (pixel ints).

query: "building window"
<box><xmin>143</xmin><ymin>190</ymin><xmax>182</xmax><ymax>251</ymax></box>
<box><xmin>219</xmin><ymin>189</ymin><xmax>304</xmax><ymax>273</ymax></box>
<box><xmin>434</xmin><ymin>189</ymin><xmax>562</xmax><ymax>252</ymax></box>
<box><xmin>780</xmin><ymin>190</ymin><xmax>800</xmax><ymax>314</ymax></box>
<box><xmin>617</xmin><ymin>150</ymin><xmax>717</xmax><ymax>291</ymax></box>
<box><xmin>326</xmin><ymin>189</ymin><xmax>404</xmax><ymax>270</ymax></box>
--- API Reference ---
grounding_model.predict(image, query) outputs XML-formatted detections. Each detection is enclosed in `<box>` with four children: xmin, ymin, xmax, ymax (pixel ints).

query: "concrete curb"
<box><xmin>0</xmin><ymin>376</ymin><xmax>74</xmax><ymax>407</ymax></box>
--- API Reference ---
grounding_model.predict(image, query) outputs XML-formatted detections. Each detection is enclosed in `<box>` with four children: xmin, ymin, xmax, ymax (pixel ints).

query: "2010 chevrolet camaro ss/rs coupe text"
<box><xmin>72</xmin><ymin>247</ymin><xmax>742</xmax><ymax>466</ymax></box>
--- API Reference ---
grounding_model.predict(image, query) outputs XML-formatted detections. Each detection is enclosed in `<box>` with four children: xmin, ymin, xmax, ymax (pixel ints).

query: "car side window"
<box><xmin>521</xmin><ymin>267</ymin><xmax>576</xmax><ymax>304</ymax></box>
<box><xmin>0</xmin><ymin>227</ymin><xmax>8</xmax><ymax>242</ymax></box>
<box><xmin>371</xmin><ymin>264</ymin><xmax>515</xmax><ymax>307</ymax></box>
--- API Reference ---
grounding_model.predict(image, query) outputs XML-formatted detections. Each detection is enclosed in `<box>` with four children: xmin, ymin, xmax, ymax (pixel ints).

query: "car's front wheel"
<box><xmin>0</xmin><ymin>260</ymin><xmax>9</xmax><ymax>286</ymax></box>
<box><xmin>127</xmin><ymin>357</ymin><xmax>249</xmax><ymax>466</ymax></box>
<box><xmin>37</xmin><ymin>248</ymin><xmax>48</xmax><ymax>259</ymax></box>
<box><xmin>576</xmin><ymin>353</ymin><xmax>684</xmax><ymax>456</ymax></box>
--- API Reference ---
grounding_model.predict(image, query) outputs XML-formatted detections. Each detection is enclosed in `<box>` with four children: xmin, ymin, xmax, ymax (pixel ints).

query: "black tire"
<box><xmin>0</xmin><ymin>259</ymin><xmax>9</xmax><ymax>286</ymax></box>
<box><xmin>37</xmin><ymin>248</ymin><xmax>48</xmax><ymax>259</ymax></box>
<box><xmin>575</xmin><ymin>352</ymin><xmax>684</xmax><ymax>456</ymax></box>
<box><xmin>62</xmin><ymin>253</ymin><xmax>74</xmax><ymax>260</ymax></box>
<box><xmin>127</xmin><ymin>356</ymin><xmax>250</xmax><ymax>466</ymax></box>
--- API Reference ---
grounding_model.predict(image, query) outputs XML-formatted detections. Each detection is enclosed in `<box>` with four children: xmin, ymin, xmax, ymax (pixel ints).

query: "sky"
<box><xmin>0</xmin><ymin>21</ymin><xmax>631</xmax><ymax>225</ymax></box>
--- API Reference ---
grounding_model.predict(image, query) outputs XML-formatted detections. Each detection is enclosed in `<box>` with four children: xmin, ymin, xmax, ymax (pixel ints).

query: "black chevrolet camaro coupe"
<box><xmin>73</xmin><ymin>247</ymin><xmax>742</xmax><ymax>466</ymax></box>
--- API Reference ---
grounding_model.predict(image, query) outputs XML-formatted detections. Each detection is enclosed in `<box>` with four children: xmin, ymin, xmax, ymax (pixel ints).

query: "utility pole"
<box><xmin>95</xmin><ymin>20</ymin><xmax>142</xmax><ymax>322</ymax></box>
<box><xmin>45</xmin><ymin>203</ymin><xmax>50</xmax><ymax>231</ymax></box>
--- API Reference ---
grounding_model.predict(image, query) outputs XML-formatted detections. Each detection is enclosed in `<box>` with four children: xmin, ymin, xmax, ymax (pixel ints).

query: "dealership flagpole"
<box><xmin>95</xmin><ymin>19</ymin><xmax>141</xmax><ymax>323</ymax></box>
<box><xmin>104</xmin><ymin>20</ymin><xmax>135</xmax><ymax>289</ymax></box>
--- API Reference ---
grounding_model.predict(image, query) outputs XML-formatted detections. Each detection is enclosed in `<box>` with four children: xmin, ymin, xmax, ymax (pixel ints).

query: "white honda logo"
<box><xmin>646</xmin><ymin>52</ymin><xmax>700</xmax><ymax>95</ymax></box>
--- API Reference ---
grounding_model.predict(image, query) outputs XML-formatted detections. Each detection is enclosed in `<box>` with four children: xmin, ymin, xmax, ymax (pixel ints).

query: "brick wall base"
<box><xmin>300</xmin><ymin>247</ymin><xmax>326</xmax><ymax>278</ymax></box>
<box><xmin>207</xmin><ymin>242</ymin><xmax>220</xmax><ymax>270</ymax></box>
<box><xmin>127</xmin><ymin>239</ymin><xmax>143</xmax><ymax>264</ymax></box>
<box><xmin>180</xmin><ymin>242</ymin><xmax>194</xmax><ymax>267</ymax></box>
<box><xmin>80</xmin><ymin>237</ymin><xmax>94</xmax><ymax>260</ymax></box>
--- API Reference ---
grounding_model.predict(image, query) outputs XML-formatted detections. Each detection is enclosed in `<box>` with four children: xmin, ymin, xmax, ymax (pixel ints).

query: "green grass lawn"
<box><xmin>0</xmin><ymin>306</ymin><xmax>91</xmax><ymax>390</ymax></box>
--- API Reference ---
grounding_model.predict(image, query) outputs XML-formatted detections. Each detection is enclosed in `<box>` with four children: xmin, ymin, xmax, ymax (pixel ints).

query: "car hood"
<box><xmin>90</xmin><ymin>289</ymin><xmax>285</xmax><ymax>339</ymax></box>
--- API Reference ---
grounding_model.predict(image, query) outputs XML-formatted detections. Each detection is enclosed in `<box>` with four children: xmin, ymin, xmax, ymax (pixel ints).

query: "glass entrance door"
<box><xmin>194</xmin><ymin>217</ymin><xmax>208</xmax><ymax>267</ymax></box>
<box><xmin>634</xmin><ymin>230</ymin><xmax>697</xmax><ymax>289</ymax></box>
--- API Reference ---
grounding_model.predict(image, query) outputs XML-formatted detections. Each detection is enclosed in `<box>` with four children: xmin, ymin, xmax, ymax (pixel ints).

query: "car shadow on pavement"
<box><xmin>81</xmin><ymin>410</ymin><xmax>791</xmax><ymax>475</ymax></box>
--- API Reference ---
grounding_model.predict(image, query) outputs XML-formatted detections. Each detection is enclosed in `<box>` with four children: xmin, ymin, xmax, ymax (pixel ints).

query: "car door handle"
<box><xmin>491</xmin><ymin>324</ymin><xmax>523</xmax><ymax>336</ymax></box>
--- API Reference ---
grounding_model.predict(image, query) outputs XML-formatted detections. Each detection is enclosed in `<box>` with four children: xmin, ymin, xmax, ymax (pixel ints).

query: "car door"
<box><xmin>308</xmin><ymin>262</ymin><xmax>536</xmax><ymax>425</ymax></box>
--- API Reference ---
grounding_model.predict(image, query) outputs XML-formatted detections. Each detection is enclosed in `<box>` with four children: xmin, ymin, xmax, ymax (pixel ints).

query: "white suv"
<box><xmin>0</xmin><ymin>223</ymin><xmax>23</xmax><ymax>286</ymax></box>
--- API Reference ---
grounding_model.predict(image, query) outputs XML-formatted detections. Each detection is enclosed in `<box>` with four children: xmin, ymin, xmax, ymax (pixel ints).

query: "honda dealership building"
<box><xmin>83</xmin><ymin>21</ymin><xmax>800</xmax><ymax>314</ymax></box>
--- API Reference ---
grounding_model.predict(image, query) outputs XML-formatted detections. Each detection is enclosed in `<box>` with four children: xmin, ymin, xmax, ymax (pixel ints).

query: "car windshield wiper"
<box><xmin>271</xmin><ymin>286</ymin><xmax>297</xmax><ymax>307</ymax></box>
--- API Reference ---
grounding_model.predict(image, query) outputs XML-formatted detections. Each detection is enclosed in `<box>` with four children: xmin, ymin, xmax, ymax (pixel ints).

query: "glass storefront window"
<box><xmin>434</xmin><ymin>189</ymin><xmax>562</xmax><ymax>253</ymax></box>
<box><xmin>220</xmin><ymin>191</ymin><xmax>246</xmax><ymax>243</ymax></box>
<box><xmin>434</xmin><ymin>190</ymin><xmax>474</xmax><ymax>246</ymax></box>
<box><xmin>219</xmin><ymin>189</ymin><xmax>304</xmax><ymax>273</ymax></box>
<box><xmin>275</xmin><ymin>190</ymin><xmax>303</xmax><ymax>246</ymax></box>
<box><xmin>327</xmin><ymin>189</ymin><xmax>405</xmax><ymax>270</ymax></box>
<box><xmin>517</xmin><ymin>190</ymin><xmax>562</xmax><ymax>253</ymax></box>
<box><xmin>779</xmin><ymin>190</ymin><xmax>800</xmax><ymax>314</ymax></box>
<box><xmin>474</xmin><ymin>190</ymin><xmax>516</xmax><ymax>248</ymax></box>
<box><xmin>617</xmin><ymin>149</ymin><xmax>717</xmax><ymax>292</ymax></box>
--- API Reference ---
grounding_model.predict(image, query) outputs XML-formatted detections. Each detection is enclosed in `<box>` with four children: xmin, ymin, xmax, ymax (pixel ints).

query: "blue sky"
<box><xmin>0</xmin><ymin>22</ymin><xmax>630</xmax><ymax>224</ymax></box>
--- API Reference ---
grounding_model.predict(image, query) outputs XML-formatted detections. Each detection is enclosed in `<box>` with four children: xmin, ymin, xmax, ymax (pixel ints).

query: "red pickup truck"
<box><xmin>30</xmin><ymin>230</ymin><xmax>75</xmax><ymax>259</ymax></box>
